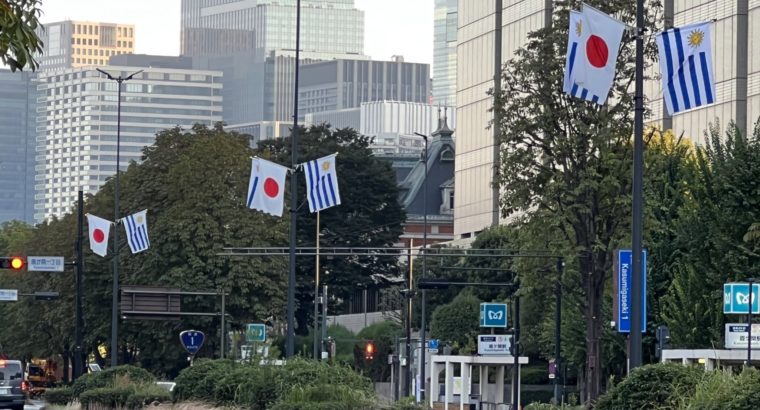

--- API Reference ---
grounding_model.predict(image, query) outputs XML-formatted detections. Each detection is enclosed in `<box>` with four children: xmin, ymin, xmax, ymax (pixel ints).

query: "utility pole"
<box><xmin>74</xmin><ymin>190</ymin><xmax>84</xmax><ymax>378</ymax></box>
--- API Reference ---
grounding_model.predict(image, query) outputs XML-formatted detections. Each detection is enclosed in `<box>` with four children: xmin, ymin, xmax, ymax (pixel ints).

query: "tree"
<box><xmin>491</xmin><ymin>0</ymin><xmax>662</xmax><ymax>401</ymax></box>
<box><xmin>0</xmin><ymin>0</ymin><xmax>43</xmax><ymax>71</ymax></box>
<box><xmin>430</xmin><ymin>290</ymin><xmax>482</xmax><ymax>354</ymax></box>
<box><xmin>257</xmin><ymin>124</ymin><xmax>406</xmax><ymax>334</ymax></box>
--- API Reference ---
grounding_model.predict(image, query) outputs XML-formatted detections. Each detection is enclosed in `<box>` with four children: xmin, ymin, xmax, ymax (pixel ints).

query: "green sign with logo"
<box><xmin>246</xmin><ymin>323</ymin><xmax>266</xmax><ymax>342</ymax></box>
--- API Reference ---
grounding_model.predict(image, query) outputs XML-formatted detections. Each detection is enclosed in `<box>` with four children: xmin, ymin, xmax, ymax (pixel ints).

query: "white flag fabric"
<box><xmin>87</xmin><ymin>214</ymin><xmax>112</xmax><ymax>257</ymax></box>
<box><xmin>247</xmin><ymin>157</ymin><xmax>289</xmax><ymax>217</ymax></box>
<box><xmin>656</xmin><ymin>21</ymin><xmax>715</xmax><ymax>115</ymax></box>
<box><xmin>564</xmin><ymin>4</ymin><xmax>626</xmax><ymax>105</ymax></box>
<box><xmin>303</xmin><ymin>154</ymin><xmax>342</xmax><ymax>213</ymax></box>
<box><xmin>122</xmin><ymin>210</ymin><xmax>150</xmax><ymax>254</ymax></box>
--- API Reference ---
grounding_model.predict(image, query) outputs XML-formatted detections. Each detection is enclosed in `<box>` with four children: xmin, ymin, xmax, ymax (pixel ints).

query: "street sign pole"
<box><xmin>748</xmin><ymin>279</ymin><xmax>755</xmax><ymax>367</ymax></box>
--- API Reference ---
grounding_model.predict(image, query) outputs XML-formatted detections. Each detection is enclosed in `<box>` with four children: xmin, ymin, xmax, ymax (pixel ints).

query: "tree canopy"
<box><xmin>0</xmin><ymin>0</ymin><xmax>43</xmax><ymax>71</ymax></box>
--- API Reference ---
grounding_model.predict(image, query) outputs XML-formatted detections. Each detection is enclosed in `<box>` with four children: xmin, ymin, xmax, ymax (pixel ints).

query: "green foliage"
<box><xmin>430</xmin><ymin>291</ymin><xmax>481</xmax><ymax>354</ymax></box>
<box><xmin>123</xmin><ymin>384</ymin><xmax>172</xmax><ymax>408</ymax></box>
<box><xmin>0</xmin><ymin>0</ymin><xmax>44</xmax><ymax>71</ymax></box>
<box><xmin>70</xmin><ymin>365</ymin><xmax>156</xmax><ymax>398</ymax></box>
<box><xmin>79</xmin><ymin>386</ymin><xmax>133</xmax><ymax>408</ymax></box>
<box><xmin>171</xmin><ymin>359</ymin><xmax>237</xmax><ymax>402</ymax></box>
<box><xmin>172</xmin><ymin>358</ymin><xmax>374</xmax><ymax>409</ymax></box>
<box><xmin>684</xmin><ymin>368</ymin><xmax>760</xmax><ymax>410</ymax></box>
<box><xmin>43</xmin><ymin>386</ymin><xmax>74</xmax><ymax>405</ymax></box>
<box><xmin>355</xmin><ymin>320</ymin><xmax>402</xmax><ymax>381</ymax></box>
<box><xmin>595</xmin><ymin>363</ymin><xmax>704</xmax><ymax>410</ymax></box>
<box><xmin>521</xmin><ymin>390</ymin><xmax>558</xmax><ymax>406</ymax></box>
<box><xmin>521</xmin><ymin>366</ymin><xmax>550</xmax><ymax>385</ymax></box>
<box><xmin>524</xmin><ymin>404</ymin><xmax>584</xmax><ymax>410</ymax></box>
<box><xmin>269</xmin><ymin>384</ymin><xmax>376</xmax><ymax>410</ymax></box>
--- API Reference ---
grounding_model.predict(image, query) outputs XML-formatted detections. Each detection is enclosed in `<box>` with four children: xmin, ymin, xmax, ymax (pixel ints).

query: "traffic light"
<box><xmin>364</xmin><ymin>340</ymin><xmax>375</xmax><ymax>360</ymax></box>
<box><xmin>655</xmin><ymin>325</ymin><xmax>671</xmax><ymax>359</ymax></box>
<box><xmin>0</xmin><ymin>257</ymin><xmax>25</xmax><ymax>270</ymax></box>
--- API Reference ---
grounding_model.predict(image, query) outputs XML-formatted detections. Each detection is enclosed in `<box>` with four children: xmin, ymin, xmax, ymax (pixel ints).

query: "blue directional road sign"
<box><xmin>724</xmin><ymin>283</ymin><xmax>760</xmax><ymax>314</ymax></box>
<box><xmin>617</xmin><ymin>249</ymin><xmax>647</xmax><ymax>333</ymax></box>
<box><xmin>179</xmin><ymin>330</ymin><xmax>205</xmax><ymax>355</ymax></box>
<box><xmin>428</xmin><ymin>339</ymin><xmax>439</xmax><ymax>350</ymax></box>
<box><xmin>480</xmin><ymin>303</ymin><xmax>508</xmax><ymax>328</ymax></box>
<box><xmin>246</xmin><ymin>323</ymin><xmax>267</xmax><ymax>342</ymax></box>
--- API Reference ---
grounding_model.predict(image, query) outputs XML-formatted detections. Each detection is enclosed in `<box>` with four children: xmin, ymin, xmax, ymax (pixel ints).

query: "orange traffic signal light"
<box><xmin>364</xmin><ymin>340</ymin><xmax>375</xmax><ymax>360</ymax></box>
<box><xmin>0</xmin><ymin>257</ymin><xmax>25</xmax><ymax>270</ymax></box>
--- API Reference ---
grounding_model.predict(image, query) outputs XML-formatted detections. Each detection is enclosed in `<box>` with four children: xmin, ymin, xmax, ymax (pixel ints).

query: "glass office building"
<box><xmin>432</xmin><ymin>0</ymin><xmax>457</xmax><ymax>106</ymax></box>
<box><xmin>0</xmin><ymin>70</ymin><xmax>37</xmax><ymax>224</ymax></box>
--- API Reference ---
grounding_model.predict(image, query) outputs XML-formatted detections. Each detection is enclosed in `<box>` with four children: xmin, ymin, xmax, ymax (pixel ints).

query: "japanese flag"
<box><xmin>87</xmin><ymin>214</ymin><xmax>112</xmax><ymax>257</ymax></box>
<box><xmin>564</xmin><ymin>4</ymin><xmax>626</xmax><ymax>104</ymax></box>
<box><xmin>246</xmin><ymin>157</ymin><xmax>289</xmax><ymax>217</ymax></box>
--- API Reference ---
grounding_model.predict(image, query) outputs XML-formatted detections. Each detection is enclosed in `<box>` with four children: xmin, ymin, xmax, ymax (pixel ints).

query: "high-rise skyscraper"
<box><xmin>35</xmin><ymin>65</ymin><xmax>223</xmax><ymax>221</ymax></box>
<box><xmin>0</xmin><ymin>70</ymin><xmax>37</xmax><ymax>224</ymax></box>
<box><xmin>454</xmin><ymin>1</ymin><xmax>552</xmax><ymax>239</ymax></box>
<box><xmin>181</xmin><ymin>0</ymin><xmax>368</xmax><ymax>128</ymax></box>
<box><xmin>432</xmin><ymin>0</ymin><xmax>457</xmax><ymax>106</ymax></box>
<box><xmin>37</xmin><ymin>21</ymin><xmax>135</xmax><ymax>71</ymax></box>
<box><xmin>454</xmin><ymin>0</ymin><xmax>760</xmax><ymax>240</ymax></box>
<box><xmin>181</xmin><ymin>0</ymin><xmax>364</xmax><ymax>57</ymax></box>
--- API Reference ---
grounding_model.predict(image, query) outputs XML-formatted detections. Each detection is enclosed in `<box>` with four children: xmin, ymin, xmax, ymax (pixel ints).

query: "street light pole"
<box><xmin>96</xmin><ymin>68</ymin><xmax>142</xmax><ymax>367</ymax></box>
<box><xmin>414</xmin><ymin>132</ymin><xmax>429</xmax><ymax>401</ymax></box>
<box><xmin>748</xmin><ymin>279</ymin><xmax>755</xmax><ymax>367</ymax></box>
<box><xmin>285</xmin><ymin>0</ymin><xmax>302</xmax><ymax>358</ymax></box>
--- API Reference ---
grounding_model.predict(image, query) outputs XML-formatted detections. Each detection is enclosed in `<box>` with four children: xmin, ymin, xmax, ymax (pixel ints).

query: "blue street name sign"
<box><xmin>617</xmin><ymin>249</ymin><xmax>647</xmax><ymax>333</ymax></box>
<box><xmin>246</xmin><ymin>323</ymin><xmax>267</xmax><ymax>342</ymax></box>
<box><xmin>480</xmin><ymin>303</ymin><xmax>508</xmax><ymax>328</ymax></box>
<box><xmin>180</xmin><ymin>330</ymin><xmax>205</xmax><ymax>355</ymax></box>
<box><xmin>723</xmin><ymin>283</ymin><xmax>760</xmax><ymax>314</ymax></box>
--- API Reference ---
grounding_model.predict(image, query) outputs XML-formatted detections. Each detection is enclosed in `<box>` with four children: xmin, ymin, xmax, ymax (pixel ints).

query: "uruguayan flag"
<box><xmin>303</xmin><ymin>154</ymin><xmax>341</xmax><ymax>213</ymax></box>
<box><xmin>656</xmin><ymin>21</ymin><xmax>715</xmax><ymax>115</ymax></box>
<box><xmin>122</xmin><ymin>210</ymin><xmax>150</xmax><ymax>254</ymax></box>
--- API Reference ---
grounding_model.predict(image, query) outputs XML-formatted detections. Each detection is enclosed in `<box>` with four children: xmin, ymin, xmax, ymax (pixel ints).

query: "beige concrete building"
<box><xmin>454</xmin><ymin>0</ymin><xmax>551</xmax><ymax>238</ymax></box>
<box><xmin>38</xmin><ymin>21</ymin><xmax>135</xmax><ymax>71</ymax></box>
<box><xmin>454</xmin><ymin>0</ymin><xmax>759</xmax><ymax>239</ymax></box>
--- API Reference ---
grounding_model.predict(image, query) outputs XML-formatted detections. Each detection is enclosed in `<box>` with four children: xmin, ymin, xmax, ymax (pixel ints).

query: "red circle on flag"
<box><xmin>93</xmin><ymin>228</ymin><xmax>105</xmax><ymax>243</ymax></box>
<box><xmin>264</xmin><ymin>177</ymin><xmax>280</xmax><ymax>198</ymax></box>
<box><xmin>586</xmin><ymin>35</ymin><xmax>609</xmax><ymax>68</ymax></box>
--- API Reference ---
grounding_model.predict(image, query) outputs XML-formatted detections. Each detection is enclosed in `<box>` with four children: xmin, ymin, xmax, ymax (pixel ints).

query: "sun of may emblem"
<box><xmin>575</xmin><ymin>20</ymin><xmax>583</xmax><ymax>37</ymax></box>
<box><xmin>688</xmin><ymin>29</ymin><xmax>704</xmax><ymax>48</ymax></box>
<box><xmin>136</xmin><ymin>215</ymin><xmax>144</xmax><ymax>224</ymax></box>
<box><xmin>322</xmin><ymin>161</ymin><xmax>331</xmax><ymax>171</ymax></box>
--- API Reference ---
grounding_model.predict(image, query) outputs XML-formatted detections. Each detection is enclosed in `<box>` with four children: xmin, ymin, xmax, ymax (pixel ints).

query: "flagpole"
<box><xmin>630</xmin><ymin>0</ymin><xmax>645</xmax><ymax>370</ymax></box>
<box><xmin>285</xmin><ymin>0</ymin><xmax>302</xmax><ymax>358</ymax></box>
<box><xmin>313</xmin><ymin>211</ymin><xmax>320</xmax><ymax>360</ymax></box>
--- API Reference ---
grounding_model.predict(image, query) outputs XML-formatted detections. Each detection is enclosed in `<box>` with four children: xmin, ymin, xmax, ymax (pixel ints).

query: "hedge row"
<box><xmin>78</xmin><ymin>384</ymin><xmax>171</xmax><ymax>409</ymax></box>
<box><xmin>172</xmin><ymin>358</ymin><xmax>375</xmax><ymax>409</ymax></box>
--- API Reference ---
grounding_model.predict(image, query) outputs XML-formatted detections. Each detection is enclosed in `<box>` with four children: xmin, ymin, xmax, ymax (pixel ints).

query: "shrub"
<box><xmin>269</xmin><ymin>384</ymin><xmax>376</xmax><ymax>410</ymax></box>
<box><xmin>685</xmin><ymin>367</ymin><xmax>760</xmax><ymax>410</ymax></box>
<box><xmin>595</xmin><ymin>363</ymin><xmax>704</xmax><ymax>410</ymax></box>
<box><xmin>70</xmin><ymin>365</ymin><xmax>155</xmax><ymax>398</ymax></box>
<box><xmin>43</xmin><ymin>386</ymin><xmax>74</xmax><ymax>405</ymax></box>
<box><xmin>521</xmin><ymin>389</ymin><xmax>554</xmax><ymax>405</ymax></box>
<box><xmin>124</xmin><ymin>384</ymin><xmax>172</xmax><ymax>408</ymax></box>
<box><xmin>172</xmin><ymin>359</ymin><xmax>237</xmax><ymax>402</ymax></box>
<box><xmin>79</xmin><ymin>386</ymin><xmax>132</xmax><ymax>408</ymax></box>
<box><xmin>390</xmin><ymin>396</ymin><xmax>431</xmax><ymax>409</ymax></box>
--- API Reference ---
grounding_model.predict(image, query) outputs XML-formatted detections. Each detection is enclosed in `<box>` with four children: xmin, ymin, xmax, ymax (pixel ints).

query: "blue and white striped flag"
<box><xmin>122</xmin><ymin>210</ymin><xmax>150</xmax><ymax>254</ymax></box>
<box><xmin>303</xmin><ymin>154</ymin><xmax>341</xmax><ymax>213</ymax></box>
<box><xmin>656</xmin><ymin>21</ymin><xmax>715</xmax><ymax>115</ymax></box>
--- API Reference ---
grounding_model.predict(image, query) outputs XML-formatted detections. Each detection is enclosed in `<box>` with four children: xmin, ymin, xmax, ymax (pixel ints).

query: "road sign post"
<box><xmin>27</xmin><ymin>256</ymin><xmax>65</xmax><ymax>272</ymax></box>
<box><xmin>723</xmin><ymin>283</ymin><xmax>760</xmax><ymax>314</ymax></box>
<box><xmin>246</xmin><ymin>323</ymin><xmax>267</xmax><ymax>343</ymax></box>
<box><xmin>615</xmin><ymin>249</ymin><xmax>647</xmax><ymax>333</ymax></box>
<box><xmin>180</xmin><ymin>330</ymin><xmax>205</xmax><ymax>365</ymax></box>
<box><xmin>480</xmin><ymin>303</ymin><xmax>508</xmax><ymax>328</ymax></box>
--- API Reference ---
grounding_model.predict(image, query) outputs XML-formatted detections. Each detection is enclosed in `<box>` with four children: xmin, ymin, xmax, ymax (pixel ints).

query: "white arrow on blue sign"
<box><xmin>180</xmin><ymin>330</ymin><xmax>205</xmax><ymax>355</ymax></box>
<box><xmin>480</xmin><ymin>303</ymin><xmax>508</xmax><ymax>328</ymax></box>
<box><xmin>723</xmin><ymin>283</ymin><xmax>760</xmax><ymax>314</ymax></box>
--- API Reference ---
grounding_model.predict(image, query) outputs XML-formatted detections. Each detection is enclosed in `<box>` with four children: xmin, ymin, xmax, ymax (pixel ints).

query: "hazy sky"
<box><xmin>38</xmin><ymin>0</ymin><xmax>434</xmax><ymax>65</ymax></box>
